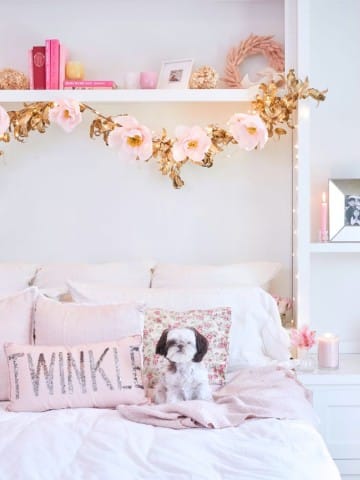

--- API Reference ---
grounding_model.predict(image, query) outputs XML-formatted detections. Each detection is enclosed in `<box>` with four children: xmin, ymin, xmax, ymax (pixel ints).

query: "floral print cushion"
<box><xmin>143</xmin><ymin>307</ymin><xmax>232</xmax><ymax>387</ymax></box>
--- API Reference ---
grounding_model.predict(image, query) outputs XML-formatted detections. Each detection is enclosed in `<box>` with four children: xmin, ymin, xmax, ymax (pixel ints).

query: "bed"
<box><xmin>0</xmin><ymin>402</ymin><xmax>339</xmax><ymax>480</ymax></box>
<box><xmin>0</xmin><ymin>262</ymin><xmax>341</xmax><ymax>480</ymax></box>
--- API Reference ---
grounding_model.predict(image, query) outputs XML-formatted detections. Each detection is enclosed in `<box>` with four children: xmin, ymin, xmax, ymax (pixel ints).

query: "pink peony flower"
<box><xmin>0</xmin><ymin>105</ymin><xmax>10</xmax><ymax>136</ymax></box>
<box><xmin>107</xmin><ymin>115</ymin><xmax>152</xmax><ymax>161</ymax></box>
<box><xmin>49</xmin><ymin>99</ymin><xmax>82</xmax><ymax>132</ymax></box>
<box><xmin>228</xmin><ymin>113</ymin><xmax>268</xmax><ymax>151</ymax></box>
<box><xmin>290</xmin><ymin>325</ymin><xmax>316</xmax><ymax>349</ymax></box>
<box><xmin>172</xmin><ymin>125</ymin><xmax>211</xmax><ymax>163</ymax></box>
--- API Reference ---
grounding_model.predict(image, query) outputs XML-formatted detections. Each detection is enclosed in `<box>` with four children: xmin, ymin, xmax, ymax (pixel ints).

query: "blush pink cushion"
<box><xmin>0</xmin><ymin>288</ymin><xmax>38</xmax><ymax>400</ymax></box>
<box><xmin>143</xmin><ymin>307</ymin><xmax>232</xmax><ymax>387</ymax></box>
<box><xmin>5</xmin><ymin>337</ymin><xmax>146</xmax><ymax>412</ymax></box>
<box><xmin>34</xmin><ymin>295</ymin><xmax>143</xmax><ymax>345</ymax></box>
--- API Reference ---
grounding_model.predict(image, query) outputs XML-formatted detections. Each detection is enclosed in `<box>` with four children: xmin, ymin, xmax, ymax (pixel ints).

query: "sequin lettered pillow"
<box><xmin>5</xmin><ymin>337</ymin><xmax>147</xmax><ymax>412</ymax></box>
<box><xmin>143</xmin><ymin>307</ymin><xmax>232</xmax><ymax>388</ymax></box>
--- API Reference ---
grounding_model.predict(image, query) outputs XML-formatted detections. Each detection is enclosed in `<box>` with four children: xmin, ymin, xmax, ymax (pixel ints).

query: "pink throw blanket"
<box><xmin>117</xmin><ymin>366</ymin><xmax>318</xmax><ymax>429</ymax></box>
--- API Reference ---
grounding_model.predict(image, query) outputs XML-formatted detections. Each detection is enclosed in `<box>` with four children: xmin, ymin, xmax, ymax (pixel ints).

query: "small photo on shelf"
<box><xmin>157</xmin><ymin>59</ymin><xmax>193</xmax><ymax>89</ymax></box>
<box><xmin>329</xmin><ymin>178</ymin><xmax>360</xmax><ymax>241</ymax></box>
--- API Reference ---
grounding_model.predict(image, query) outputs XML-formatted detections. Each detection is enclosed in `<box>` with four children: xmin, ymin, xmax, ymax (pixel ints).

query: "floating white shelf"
<box><xmin>0</xmin><ymin>87</ymin><xmax>258</xmax><ymax>104</ymax></box>
<box><xmin>310</xmin><ymin>242</ymin><xmax>360</xmax><ymax>253</ymax></box>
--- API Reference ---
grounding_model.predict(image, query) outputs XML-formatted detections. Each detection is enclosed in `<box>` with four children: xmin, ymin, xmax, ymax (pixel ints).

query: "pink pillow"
<box><xmin>5</xmin><ymin>337</ymin><xmax>146</xmax><ymax>412</ymax></box>
<box><xmin>34</xmin><ymin>295</ymin><xmax>143</xmax><ymax>345</ymax></box>
<box><xmin>0</xmin><ymin>288</ymin><xmax>38</xmax><ymax>401</ymax></box>
<box><xmin>143</xmin><ymin>307</ymin><xmax>232</xmax><ymax>387</ymax></box>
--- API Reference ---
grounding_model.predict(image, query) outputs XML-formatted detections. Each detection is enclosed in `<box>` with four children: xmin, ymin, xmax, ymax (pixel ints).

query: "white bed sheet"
<box><xmin>0</xmin><ymin>402</ymin><xmax>340</xmax><ymax>480</ymax></box>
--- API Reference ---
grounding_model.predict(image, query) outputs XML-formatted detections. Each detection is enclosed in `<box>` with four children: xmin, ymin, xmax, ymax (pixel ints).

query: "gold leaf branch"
<box><xmin>7</xmin><ymin>101</ymin><xmax>53</xmax><ymax>141</ymax></box>
<box><xmin>252</xmin><ymin>69</ymin><xmax>327</xmax><ymax>137</ymax></box>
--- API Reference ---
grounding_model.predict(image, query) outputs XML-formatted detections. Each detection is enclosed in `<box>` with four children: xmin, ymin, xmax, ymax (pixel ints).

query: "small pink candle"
<box><xmin>320</xmin><ymin>191</ymin><xmax>328</xmax><ymax>242</ymax></box>
<box><xmin>317</xmin><ymin>333</ymin><xmax>339</xmax><ymax>369</ymax></box>
<box><xmin>140</xmin><ymin>71</ymin><xmax>158</xmax><ymax>89</ymax></box>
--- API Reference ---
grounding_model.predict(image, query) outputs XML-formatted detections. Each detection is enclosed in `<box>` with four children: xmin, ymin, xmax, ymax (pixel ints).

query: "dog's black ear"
<box><xmin>156</xmin><ymin>329</ymin><xmax>169</xmax><ymax>356</ymax></box>
<box><xmin>192</xmin><ymin>328</ymin><xmax>209</xmax><ymax>362</ymax></box>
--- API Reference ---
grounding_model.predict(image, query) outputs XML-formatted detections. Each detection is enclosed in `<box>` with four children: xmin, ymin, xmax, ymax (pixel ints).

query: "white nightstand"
<box><xmin>298</xmin><ymin>354</ymin><xmax>360</xmax><ymax>480</ymax></box>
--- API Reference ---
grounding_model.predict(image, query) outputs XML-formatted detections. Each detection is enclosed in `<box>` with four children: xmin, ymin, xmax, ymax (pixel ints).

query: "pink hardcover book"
<box><xmin>64</xmin><ymin>86</ymin><xmax>114</xmax><ymax>90</ymax></box>
<box><xmin>50</xmin><ymin>39</ymin><xmax>60</xmax><ymax>89</ymax></box>
<box><xmin>45</xmin><ymin>39</ymin><xmax>51</xmax><ymax>89</ymax></box>
<box><xmin>32</xmin><ymin>46</ymin><xmax>46</xmax><ymax>89</ymax></box>
<box><xmin>63</xmin><ymin>80</ymin><xmax>115</xmax><ymax>88</ymax></box>
<box><xmin>28</xmin><ymin>49</ymin><xmax>34</xmax><ymax>89</ymax></box>
<box><xmin>59</xmin><ymin>44</ymin><xmax>68</xmax><ymax>89</ymax></box>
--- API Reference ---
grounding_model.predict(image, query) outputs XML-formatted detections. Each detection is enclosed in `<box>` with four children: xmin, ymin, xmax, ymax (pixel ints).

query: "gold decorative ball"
<box><xmin>0</xmin><ymin>69</ymin><xmax>29</xmax><ymax>90</ymax></box>
<box><xmin>190</xmin><ymin>66</ymin><xmax>219</xmax><ymax>89</ymax></box>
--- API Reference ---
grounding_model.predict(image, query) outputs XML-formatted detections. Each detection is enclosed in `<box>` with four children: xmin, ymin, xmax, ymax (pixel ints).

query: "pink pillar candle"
<box><xmin>317</xmin><ymin>333</ymin><xmax>339</xmax><ymax>369</ymax></box>
<box><xmin>320</xmin><ymin>191</ymin><xmax>328</xmax><ymax>242</ymax></box>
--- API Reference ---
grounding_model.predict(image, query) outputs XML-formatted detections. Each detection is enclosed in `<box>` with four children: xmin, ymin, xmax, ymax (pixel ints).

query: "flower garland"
<box><xmin>0</xmin><ymin>69</ymin><xmax>326</xmax><ymax>189</ymax></box>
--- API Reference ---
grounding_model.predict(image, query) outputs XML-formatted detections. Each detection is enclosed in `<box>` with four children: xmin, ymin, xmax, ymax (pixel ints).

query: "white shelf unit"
<box><xmin>0</xmin><ymin>88</ymin><xmax>258</xmax><ymax>104</ymax></box>
<box><xmin>310</xmin><ymin>243</ymin><xmax>360</xmax><ymax>254</ymax></box>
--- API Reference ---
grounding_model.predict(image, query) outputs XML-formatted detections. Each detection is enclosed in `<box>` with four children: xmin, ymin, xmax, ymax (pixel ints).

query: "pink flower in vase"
<box><xmin>0</xmin><ymin>106</ymin><xmax>10</xmax><ymax>136</ymax></box>
<box><xmin>172</xmin><ymin>125</ymin><xmax>211</xmax><ymax>163</ymax></box>
<box><xmin>228</xmin><ymin>113</ymin><xmax>268</xmax><ymax>151</ymax></box>
<box><xmin>107</xmin><ymin>115</ymin><xmax>153</xmax><ymax>161</ymax></box>
<box><xmin>49</xmin><ymin>99</ymin><xmax>82</xmax><ymax>132</ymax></box>
<box><xmin>290</xmin><ymin>325</ymin><xmax>316</xmax><ymax>349</ymax></box>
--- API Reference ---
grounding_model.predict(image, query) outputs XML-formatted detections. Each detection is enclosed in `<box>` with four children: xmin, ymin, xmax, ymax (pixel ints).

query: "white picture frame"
<box><xmin>157</xmin><ymin>59</ymin><xmax>194</xmax><ymax>89</ymax></box>
<box><xmin>329</xmin><ymin>178</ymin><xmax>360</xmax><ymax>241</ymax></box>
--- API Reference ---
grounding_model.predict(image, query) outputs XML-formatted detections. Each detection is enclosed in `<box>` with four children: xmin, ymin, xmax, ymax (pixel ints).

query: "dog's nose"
<box><xmin>178</xmin><ymin>344</ymin><xmax>184</xmax><ymax>351</ymax></box>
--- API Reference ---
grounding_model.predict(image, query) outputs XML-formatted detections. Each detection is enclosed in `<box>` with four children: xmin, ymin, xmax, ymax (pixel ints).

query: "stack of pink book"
<box><xmin>29</xmin><ymin>39</ymin><xmax>66</xmax><ymax>90</ymax></box>
<box><xmin>29</xmin><ymin>39</ymin><xmax>116</xmax><ymax>90</ymax></box>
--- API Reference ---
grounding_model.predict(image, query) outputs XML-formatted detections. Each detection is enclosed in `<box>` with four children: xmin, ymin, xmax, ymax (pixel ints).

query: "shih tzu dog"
<box><xmin>153</xmin><ymin>327</ymin><xmax>212</xmax><ymax>404</ymax></box>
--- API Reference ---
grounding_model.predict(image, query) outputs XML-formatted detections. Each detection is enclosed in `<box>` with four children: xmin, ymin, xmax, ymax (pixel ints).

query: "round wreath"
<box><xmin>223</xmin><ymin>34</ymin><xmax>285</xmax><ymax>88</ymax></box>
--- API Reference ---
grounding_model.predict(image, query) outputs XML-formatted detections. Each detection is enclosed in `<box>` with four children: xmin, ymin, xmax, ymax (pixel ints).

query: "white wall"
<box><xmin>0</xmin><ymin>0</ymin><xmax>292</xmax><ymax>295</ymax></box>
<box><xmin>308</xmin><ymin>0</ymin><xmax>360</xmax><ymax>349</ymax></box>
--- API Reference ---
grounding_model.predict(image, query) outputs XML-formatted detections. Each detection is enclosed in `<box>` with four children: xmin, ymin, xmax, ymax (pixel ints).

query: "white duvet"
<box><xmin>0</xmin><ymin>402</ymin><xmax>340</xmax><ymax>480</ymax></box>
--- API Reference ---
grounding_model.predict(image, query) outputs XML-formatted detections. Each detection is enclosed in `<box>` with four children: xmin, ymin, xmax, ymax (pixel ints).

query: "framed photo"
<box><xmin>329</xmin><ymin>179</ymin><xmax>360</xmax><ymax>241</ymax></box>
<box><xmin>157</xmin><ymin>59</ymin><xmax>194</xmax><ymax>89</ymax></box>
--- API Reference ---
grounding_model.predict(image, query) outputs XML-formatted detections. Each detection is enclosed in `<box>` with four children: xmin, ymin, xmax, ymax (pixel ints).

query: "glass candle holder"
<box><xmin>317</xmin><ymin>333</ymin><xmax>339</xmax><ymax>369</ymax></box>
<box><xmin>296</xmin><ymin>347</ymin><xmax>315</xmax><ymax>372</ymax></box>
<box><xmin>140</xmin><ymin>71</ymin><xmax>158</xmax><ymax>89</ymax></box>
<box><xmin>65</xmin><ymin>61</ymin><xmax>85</xmax><ymax>81</ymax></box>
<box><xmin>124</xmin><ymin>72</ymin><xmax>140</xmax><ymax>89</ymax></box>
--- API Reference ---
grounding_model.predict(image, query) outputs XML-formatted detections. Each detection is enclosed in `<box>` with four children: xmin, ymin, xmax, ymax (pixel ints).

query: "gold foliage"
<box><xmin>7</xmin><ymin>102</ymin><xmax>53</xmax><ymax>141</ymax></box>
<box><xmin>252</xmin><ymin>69</ymin><xmax>327</xmax><ymax>137</ymax></box>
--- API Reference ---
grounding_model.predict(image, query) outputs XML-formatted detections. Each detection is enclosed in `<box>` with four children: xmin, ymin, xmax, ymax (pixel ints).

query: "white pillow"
<box><xmin>0</xmin><ymin>264</ymin><xmax>39</xmax><ymax>297</ymax></box>
<box><xmin>150</xmin><ymin>262</ymin><xmax>282</xmax><ymax>291</ymax></box>
<box><xmin>68</xmin><ymin>282</ymin><xmax>290</xmax><ymax>371</ymax></box>
<box><xmin>32</xmin><ymin>262</ymin><xmax>154</xmax><ymax>299</ymax></box>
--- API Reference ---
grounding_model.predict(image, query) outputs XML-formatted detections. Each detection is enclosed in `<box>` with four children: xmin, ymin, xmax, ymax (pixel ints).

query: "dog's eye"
<box><xmin>187</xmin><ymin>341</ymin><xmax>191</xmax><ymax>345</ymax></box>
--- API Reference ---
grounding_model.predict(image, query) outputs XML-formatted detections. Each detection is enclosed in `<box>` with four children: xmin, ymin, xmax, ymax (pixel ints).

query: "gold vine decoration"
<box><xmin>0</xmin><ymin>69</ymin><xmax>327</xmax><ymax>189</ymax></box>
